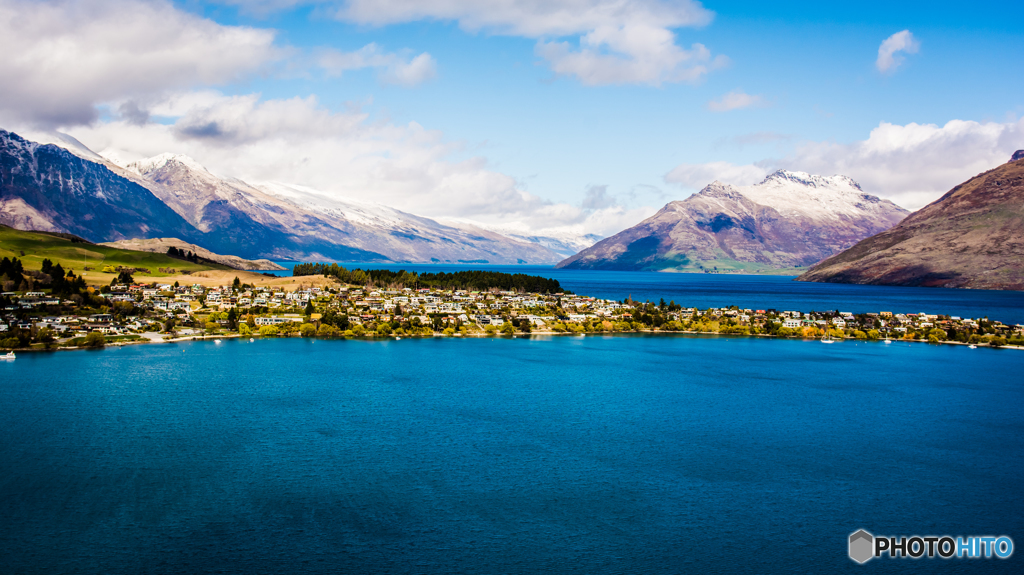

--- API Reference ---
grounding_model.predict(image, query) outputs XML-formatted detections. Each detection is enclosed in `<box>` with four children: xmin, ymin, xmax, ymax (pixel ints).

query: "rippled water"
<box><xmin>2</xmin><ymin>336</ymin><xmax>1021</xmax><ymax>573</ymax></box>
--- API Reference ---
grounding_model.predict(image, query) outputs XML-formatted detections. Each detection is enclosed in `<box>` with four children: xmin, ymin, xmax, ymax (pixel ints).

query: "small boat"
<box><xmin>884</xmin><ymin>338</ymin><xmax>892</xmax><ymax>344</ymax></box>
<box><xmin>249</xmin><ymin>338</ymin><xmax>255</xmax><ymax>342</ymax></box>
<box><xmin>968</xmin><ymin>344</ymin><xmax>977</xmax><ymax>349</ymax></box>
<box><xmin>214</xmin><ymin>339</ymin><xmax>222</xmax><ymax>344</ymax></box>
<box><xmin>2</xmin><ymin>351</ymin><xmax>15</xmax><ymax>360</ymax></box>
<box><xmin>821</xmin><ymin>329</ymin><xmax>835</xmax><ymax>344</ymax></box>
<box><xmin>395</xmin><ymin>337</ymin><xmax>401</xmax><ymax>340</ymax></box>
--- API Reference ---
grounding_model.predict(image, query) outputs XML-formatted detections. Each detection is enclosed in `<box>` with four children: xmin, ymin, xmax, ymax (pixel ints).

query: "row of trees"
<box><xmin>166</xmin><ymin>246</ymin><xmax>201</xmax><ymax>263</ymax></box>
<box><xmin>292</xmin><ymin>263</ymin><xmax>568</xmax><ymax>294</ymax></box>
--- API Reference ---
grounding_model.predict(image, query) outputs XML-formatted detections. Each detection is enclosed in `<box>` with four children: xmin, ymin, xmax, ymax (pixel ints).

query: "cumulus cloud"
<box><xmin>59</xmin><ymin>89</ymin><xmax>649</xmax><ymax>235</ymax></box>
<box><xmin>706</xmin><ymin>90</ymin><xmax>767</xmax><ymax>112</ymax></box>
<box><xmin>334</xmin><ymin>0</ymin><xmax>724</xmax><ymax>86</ymax></box>
<box><xmin>876</xmin><ymin>30</ymin><xmax>919</xmax><ymax>74</ymax></box>
<box><xmin>664</xmin><ymin>161</ymin><xmax>769</xmax><ymax>188</ymax></box>
<box><xmin>0</xmin><ymin>0</ymin><xmax>281</xmax><ymax>127</ymax></box>
<box><xmin>319</xmin><ymin>44</ymin><xmax>437</xmax><ymax>86</ymax></box>
<box><xmin>666</xmin><ymin>118</ymin><xmax>1024</xmax><ymax>209</ymax></box>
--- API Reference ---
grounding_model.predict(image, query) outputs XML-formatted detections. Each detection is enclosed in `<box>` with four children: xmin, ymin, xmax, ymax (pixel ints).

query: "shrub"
<box><xmin>989</xmin><ymin>336</ymin><xmax>1006</xmax><ymax>347</ymax></box>
<box><xmin>299</xmin><ymin>323</ymin><xmax>316</xmax><ymax>337</ymax></box>
<box><xmin>83</xmin><ymin>331</ymin><xmax>106</xmax><ymax>348</ymax></box>
<box><xmin>259</xmin><ymin>325</ymin><xmax>279</xmax><ymax>336</ymax></box>
<box><xmin>238</xmin><ymin>323</ymin><xmax>252</xmax><ymax>336</ymax></box>
<box><xmin>317</xmin><ymin>324</ymin><xmax>339</xmax><ymax>337</ymax></box>
<box><xmin>442</xmin><ymin>327</ymin><xmax>455</xmax><ymax>336</ymax></box>
<box><xmin>1</xmin><ymin>337</ymin><xmax>19</xmax><ymax>348</ymax></box>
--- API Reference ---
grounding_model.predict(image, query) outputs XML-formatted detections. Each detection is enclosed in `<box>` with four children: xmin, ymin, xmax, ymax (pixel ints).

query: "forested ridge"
<box><xmin>293</xmin><ymin>263</ymin><xmax>568</xmax><ymax>294</ymax></box>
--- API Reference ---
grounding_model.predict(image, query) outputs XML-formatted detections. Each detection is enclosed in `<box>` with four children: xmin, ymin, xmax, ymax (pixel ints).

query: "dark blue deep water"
<box><xmin>2</xmin><ymin>336</ymin><xmax>1022</xmax><ymax>574</ymax></box>
<box><xmin>263</xmin><ymin>263</ymin><xmax>1024</xmax><ymax>325</ymax></box>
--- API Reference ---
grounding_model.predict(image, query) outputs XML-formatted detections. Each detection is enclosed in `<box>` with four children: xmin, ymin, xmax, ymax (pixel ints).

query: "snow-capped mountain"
<box><xmin>0</xmin><ymin>129</ymin><xmax>570</xmax><ymax>264</ymax></box>
<box><xmin>0</xmin><ymin>129</ymin><xmax>201</xmax><ymax>242</ymax></box>
<box><xmin>557</xmin><ymin>170</ymin><xmax>909</xmax><ymax>272</ymax></box>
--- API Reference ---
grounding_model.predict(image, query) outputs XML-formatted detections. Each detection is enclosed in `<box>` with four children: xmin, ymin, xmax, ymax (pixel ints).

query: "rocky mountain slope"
<box><xmin>0</xmin><ymin>129</ymin><xmax>201</xmax><ymax>243</ymax></box>
<box><xmin>100</xmin><ymin>238</ymin><xmax>285</xmax><ymax>271</ymax></box>
<box><xmin>557</xmin><ymin>170</ymin><xmax>908</xmax><ymax>272</ymax></box>
<box><xmin>798</xmin><ymin>152</ymin><xmax>1024</xmax><ymax>290</ymax></box>
<box><xmin>0</xmin><ymin>129</ymin><xmax>566</xmax><ymax>264</ymax></box>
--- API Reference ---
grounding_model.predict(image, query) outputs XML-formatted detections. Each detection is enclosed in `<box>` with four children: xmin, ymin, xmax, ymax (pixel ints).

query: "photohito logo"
<box><xmin>849</xmin><ymin>530</ymin><xmax>1014</xmax><ymax>563</ymax></box>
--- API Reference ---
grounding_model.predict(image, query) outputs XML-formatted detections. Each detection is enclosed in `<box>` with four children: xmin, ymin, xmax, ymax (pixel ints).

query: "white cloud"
<box><xmin>319</xmin><ymin>43</ymin><xmax>437</xmax><ymax>86</ymax></box>
<box><xmin>876</xmin><ymin>29</ymin><xmax>919</xmax><ymax>74</ymax></box>
<box><xmin>60</xmin><ymin>89</ymin><xmax>649</xmax><ymax>235</ymax></box>
<box><xmin>664</xmin><ymin>161</ymin><xmax>768</xmax><ymax>188</ymax></box>
<box><xmin>0</xmin><ymin>0</ymin><xmax>281</xmax><ymax>127</ymax></box>
<box><xmin>706</xmin><ymin>90</ymin><xmax>767</xmax><ymax>112</ymax></box>
<box><xmin>665</xmin><ymin>118</ymin><xmax>1024</xmax><ymax>210</ymax></box>
<box><xmin>334</xmin><ymin>0</ymin><xmax>724</xmax><ymax>86</ymax></box>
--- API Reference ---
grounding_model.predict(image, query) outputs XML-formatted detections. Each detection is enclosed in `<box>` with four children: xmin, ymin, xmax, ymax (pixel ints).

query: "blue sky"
<box><xmin>2</xmin><ymin>0</ymin><xmax>1022</xmax><ymax>234</ymax></box>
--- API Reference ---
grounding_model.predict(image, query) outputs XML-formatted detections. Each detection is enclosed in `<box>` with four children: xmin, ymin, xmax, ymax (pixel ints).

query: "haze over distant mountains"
<box><xmin>558</xmin><ymin>171</ymin><xmax>909</xmax><ymax>272</ymax></box>
<box><xmin>0</xmin><ymin>129</ymin><xmax>598</xmax><ymax>264</ymax></box>
<box><xmin>799</xmin><ymin>151</ymin><xmax>1024</xmax><ymax>290</ymax></box>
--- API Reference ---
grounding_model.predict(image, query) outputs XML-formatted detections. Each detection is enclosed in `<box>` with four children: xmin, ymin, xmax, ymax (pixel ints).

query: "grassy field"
<box><xmin>0</xmin><ymin>225</ymin><xmax>336</xmax><ymax>288</ymax></box>
<box><xmin>0</xmin><ymin>225</ymin><xmax>228</xmax><ymax>284</ymax></box>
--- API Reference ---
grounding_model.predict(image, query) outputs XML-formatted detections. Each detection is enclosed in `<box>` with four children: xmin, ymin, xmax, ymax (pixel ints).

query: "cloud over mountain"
<box><xmin>0</xmin><ymin>0</ymin><xmax>280</xmax><ymax>127</ymax></box>
<box><xmin>328</xmin><ymin>0</ymin><xmax>726</xmax><ymax>86</ymax></box>
<box><xmin>665</xmin><ymin>118</ymin><xmax>1024</xmax><ymax>210</ymax></box>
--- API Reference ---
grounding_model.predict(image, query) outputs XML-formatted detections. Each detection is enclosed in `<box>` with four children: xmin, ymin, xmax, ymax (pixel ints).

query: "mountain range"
<box><xmin>0</xmin><ymin>129</ymin><xmax>597</xmax><ymax>264</ymax></box>
<box><xmin>798</xmin><ymin>151</ymin><xmax>1024</xmax><ymax>290</ymax></box>
<box><xmin>557</xmin><ymin>171</ymin><xmax>909</xmax><ymax>272</ymax></box>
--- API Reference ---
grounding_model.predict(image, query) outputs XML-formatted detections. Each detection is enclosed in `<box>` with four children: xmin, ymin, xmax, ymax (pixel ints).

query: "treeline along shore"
<box><xmin>2</xmin><ymin>258</ymin><xmax>1023</xmax><ymax>352</ymax></box>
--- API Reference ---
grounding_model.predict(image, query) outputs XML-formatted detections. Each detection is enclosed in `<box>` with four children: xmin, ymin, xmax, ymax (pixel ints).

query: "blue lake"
<box><xmin>2</xmin><ymin>335</ymin><xmax>1022</xmax><ymax>573</ymax></box>
<box><xmin>261</xmin><ymin>263</ymin><xmax>1024</xmax><ymax>325</ymax></box>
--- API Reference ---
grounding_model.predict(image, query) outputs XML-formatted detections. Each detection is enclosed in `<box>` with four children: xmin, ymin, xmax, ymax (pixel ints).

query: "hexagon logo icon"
<box><xmin>849</xmin><ymin>530</ymin><xmax>874</xmax><ymax>564</ymax></box>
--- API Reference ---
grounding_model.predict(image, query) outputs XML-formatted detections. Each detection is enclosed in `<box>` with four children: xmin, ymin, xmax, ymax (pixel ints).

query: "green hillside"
<box><xmin>0</xmin><ymin>225</ymin><xmax>227</xmax><ymax>284</ymax></box>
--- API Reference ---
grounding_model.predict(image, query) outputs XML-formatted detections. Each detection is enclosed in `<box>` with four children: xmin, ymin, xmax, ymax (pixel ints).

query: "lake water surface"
<box><xmin>2</xmin><ymin>335</ymin><xmax>1021</xmax><ymax>573</ymax></box>
<box><xmin>263</xmin><ymin>263</ymin><xmax>1024</xmax><ymax>325</ymax></box>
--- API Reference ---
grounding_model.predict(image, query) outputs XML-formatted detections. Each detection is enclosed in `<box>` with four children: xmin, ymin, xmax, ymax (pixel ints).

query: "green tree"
<box><xmin>233</xmin><ymin>276</ymin><xmax>241</xmax><ymax>290</ymax></box>
<box><xmin>239</xmin><ymin>323</ymin><xmax>252</xmax><ymax>336</ymax></box>
<box><xmin>304</xmin><ymin>301</ymin><xmax>315</xmax><ymax>316</ymax></box>
<box><xmin>300</xmin><ymin>323</ymin><xmax>316</xmax><ymax>337</ymax></box>
<box><xmin>259</xmin><ymin>325</ymin><xmax>279</xmax><ymax>336</ymax></box>
<box><xmin>83</xmin><ymin>331</ymin><xmax>106</xmax><ymax>348</ymax></box>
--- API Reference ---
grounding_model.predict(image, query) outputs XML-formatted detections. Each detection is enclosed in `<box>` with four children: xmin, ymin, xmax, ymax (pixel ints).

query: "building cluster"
<box><xmin>2</xmin><ymin>281</ymin><xmax>1023</xmax><ymax>344</ymax></box>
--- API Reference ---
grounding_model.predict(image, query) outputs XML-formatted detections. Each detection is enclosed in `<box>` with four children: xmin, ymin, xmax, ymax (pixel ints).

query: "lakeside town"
<box><xmin>2</xmin><ymin>258</ymin><xmax>1023</xmax><ymax>353</ymax></box>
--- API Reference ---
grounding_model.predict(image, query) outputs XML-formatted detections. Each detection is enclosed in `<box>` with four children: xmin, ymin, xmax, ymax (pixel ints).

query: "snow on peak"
<box><xmin>254</xmin><ymin>181</ymin><xmax>408</xmax><ymax>228</ymax></box>
<box><xmin>126</xmin><ymin>153</ymin><xmax>210</xmax><ymax>176</ymax></box>
<box><xmin>727</xmin><ymin>170</ymin><xmax>894</xmax><ymax>221</ymax></box>
<box><xmin>760</xmin><ymin>170</ymin><xmax>862</xmax><ymax>192</ymax></box>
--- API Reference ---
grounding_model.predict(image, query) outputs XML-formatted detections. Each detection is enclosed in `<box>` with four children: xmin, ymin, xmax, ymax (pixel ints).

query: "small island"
<box><xmin>2</xmin><ymin>255</ymin><xmax>1023</xmax><ymax>352</ymax></box>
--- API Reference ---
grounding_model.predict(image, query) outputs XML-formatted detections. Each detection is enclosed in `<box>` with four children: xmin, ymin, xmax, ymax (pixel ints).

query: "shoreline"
<box><xmin>9</xmin><ymin>329</ymin><xmax>1021</xmax><ymax>354</ymax></box>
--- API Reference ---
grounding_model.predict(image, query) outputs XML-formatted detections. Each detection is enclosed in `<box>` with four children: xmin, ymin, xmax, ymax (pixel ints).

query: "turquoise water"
<box><xmin>2</xmin><ymin>335</ymin><xmax>1021</xmax><ymax>573</ymax></box>
<box><xmin>261</xmin><ymin>263</ymin><xmax>1024</xmax><ymax>325</ymax></box>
